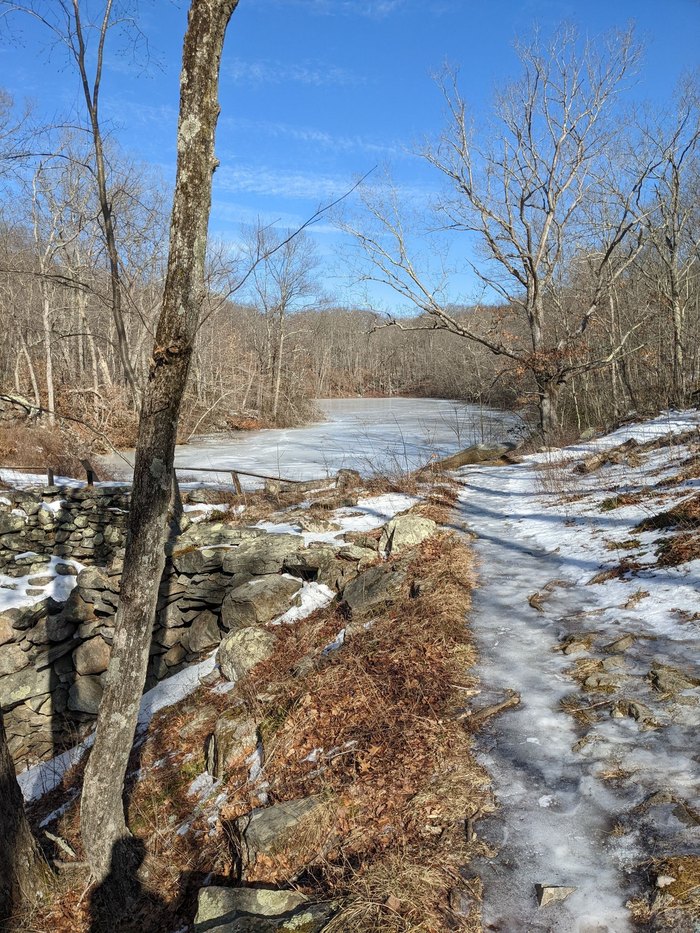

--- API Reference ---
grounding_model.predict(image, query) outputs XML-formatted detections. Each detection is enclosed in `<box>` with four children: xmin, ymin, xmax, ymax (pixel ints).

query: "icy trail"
<box><xmin>455</xmin><ymin>412</ymin><xmax>700</xmax><ymax>933</ymax></box>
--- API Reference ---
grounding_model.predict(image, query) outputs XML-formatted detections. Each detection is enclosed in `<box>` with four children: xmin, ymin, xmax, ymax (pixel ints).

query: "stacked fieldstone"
<box><xmin>0</xmin><ymin>485</ymin><xmax>128</xmax><ymax>574</ymax></box>
<box><xmin>0</xmin><ymin>488</ymin><xmax>381</xmax><ymax>767</ymax></box>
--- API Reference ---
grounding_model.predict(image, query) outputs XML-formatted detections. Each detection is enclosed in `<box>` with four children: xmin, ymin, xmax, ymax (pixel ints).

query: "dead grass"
<box><xmin>627</xmin><ymin>855</ymin><xmax>700</xmax><ymax>929</ymax></box>
<box><xmin>228</xmin><ymin>532</ymin><xmax>490</xmax><ymax>929</ymax></box>
<box><xmin>19</xmin><ymin>511</ymin><xmax>489</xmax><ymax>932</ymax></box>
<box><xmin>632</xmin><ymin>494</ymin><xmax>700</xmax><ymax>568</ymax></box>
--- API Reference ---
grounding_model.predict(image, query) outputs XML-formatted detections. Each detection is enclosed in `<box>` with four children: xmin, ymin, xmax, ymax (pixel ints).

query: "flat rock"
<box><xmin>222</xmin><ymin>535</ymin><xmax>304</xmax><ymax>577</ymax></box>
<box><xmin>179</xmin><ymin>524</ymin><xmax>264</xmax><ymax>550</ymax></box>
<box><xmin>236</xmin><ymin>797</ymin><xmax>323</xmax><ymax>872</ymax></box>
<box><xmin>218</xmin><ymin>627</ymin><xmax>277</xmax><ymax>682</ymax></box>
<box><xmin>0</xmin><ymin>665</ymin><xmax>52</xmax><ymax>708</ymax></box>
<box><xmin>0</xmin><ymin>643</ymin><xmax>30</xmax><ymax>676</ymax></box>
<box><xmin>379</xmin><ymin>513</ymin><xmax>437</xmax><ymax>555</ymax></box>
<box><xmin>221</xmin><ymin>576</ymin><xmax>302</xmax><ymax>629</ymax></box>
<box><xmin>535</xmin><ymin>884</ymin><xmax>576</xmax><ymax>907</ymax></box>
<box><xmin>195</xmin><ymin>886</ymin><xmax>333</xmax><ymax>933</ymax></box>
<box><xmin>342</xmin><ymin>563</ymin><xmax>406</xmax><ymax>614</ymax></box>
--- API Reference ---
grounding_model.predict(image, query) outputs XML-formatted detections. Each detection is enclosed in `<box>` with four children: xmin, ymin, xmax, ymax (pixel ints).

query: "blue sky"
<box><xmin>1</xmin><ymin>0</ymin><xmax>698</xmax><ymax>308</ymax></box>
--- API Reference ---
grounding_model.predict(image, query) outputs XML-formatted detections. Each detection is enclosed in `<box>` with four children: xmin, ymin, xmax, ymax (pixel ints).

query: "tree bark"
<box><xmin>80</xmin><ymin>0</ymin><xmax>239</xmax><ymax>880</ymax></box>
<box><xmin>0</xmin><ymin>712</ymin><xmax>47</xmax><ymax>927</ymax></box>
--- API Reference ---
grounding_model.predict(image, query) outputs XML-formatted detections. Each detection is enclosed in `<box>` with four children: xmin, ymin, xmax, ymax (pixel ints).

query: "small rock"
<box><xmin>611</xmin><ymin>699</ymin><xmax>656</xmax><ymax>724</ymax></box>
<box><xmin>650</xmin><ymin>665</ymin><xmax>699</xmax><ymax>695</ymax></box>
<box><xmin>604</xmin><ymin>634</ymin><xmax>636</xmax><ymax>653</ymax></box>
<box><xmin>535</xmin><ymin>884</ymin><xmax>576</xmax><ymax>907</ymax></box>
<box><xmin>163</xmin><ymin>642</ymin><xmax>187</xmax><ymax>667</ymax></box>
<box><xmin>236</xmin><ymin>797</ymin><xmax>323</xmax><ymax>873</ymax></box>
<box><xmin>342</xmin><ymin>564</ymin><xmax>406</xmax><ymax>614</ymax></box>
<box><xmin>656</xmin><ymin>875</ymin><xmax>676</xmax><ymax>888</ymax></box>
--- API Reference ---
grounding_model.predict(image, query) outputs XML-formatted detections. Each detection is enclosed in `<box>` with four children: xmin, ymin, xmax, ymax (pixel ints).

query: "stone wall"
<box><xmin>0</xmin><ymin>484</ymin><xmax>129</xmax><ymax>574</ymax></box>
<box><xmin>0</xmin><ymin>485</ymin><xmax>376</xmax><ymax>768</ymax></box>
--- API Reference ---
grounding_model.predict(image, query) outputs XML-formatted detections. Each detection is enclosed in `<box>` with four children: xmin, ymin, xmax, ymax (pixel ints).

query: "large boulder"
<box><xmin>218</xmin><ymin>627</ymin><xmax>277</xmax><ymax>683</ymax></box>
<box><xmin>283</xmin><ymin>544</ymin><xmax>338</xmax><ymax>581</ymax></box>
<box><xmin>222</xmin><ymin>535</ymin><xmax>304</xmax><ymax>577</ymax></box>
<box><xmin>379</xmin><ymin>513</ymin><xmax>437</xmax><ymax>555</ymax></box>
<box><xmin>206</xmin><ymin>711</ymin><xmax>258</xmax><ymax>779</ymax></box>
<box><xmin>342</xmin><ymin>564</ymin><xmax>406</xmax><ymax>614</ymax></box>
<box><xmin>221</xmin><ymin>576</ymin><xmax>302</xmax><ymax>630</ymax></box>
<box><xmin>194</xmin><ymin>886</ymin><xmax>333</xmax><ymax>933</ymax></box>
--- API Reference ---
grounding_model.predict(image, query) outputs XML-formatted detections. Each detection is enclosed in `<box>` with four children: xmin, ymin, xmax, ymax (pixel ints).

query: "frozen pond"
<box><xmin>106</xmin><ymin>398</ymin><xmax>523</xmax><ymax>486</ymax></box>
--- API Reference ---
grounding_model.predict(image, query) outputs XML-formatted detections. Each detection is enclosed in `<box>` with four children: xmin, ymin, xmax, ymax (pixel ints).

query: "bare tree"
<box><xmin>343</xmin><ymin>25</ymin><xmax>651</xmax><ymax>437</ymax></box>
<box><xmin>79</xmin><ymin>0</ymin><xmax>239</xmax><ymax>883</ymax></box>
<box><xmin>243</xmin><ymin>224</ymin><xmax>320</xmax><ymax>422</ymax></box>
<box><xmin>1</xmin><ymin>0</ymin><xmax>142</xmax><ymax>394</ymax></box>
<box><xmin>640</xmin><ymin>77</ymin><xmax>700</xmax><ymax>405</ymax></box>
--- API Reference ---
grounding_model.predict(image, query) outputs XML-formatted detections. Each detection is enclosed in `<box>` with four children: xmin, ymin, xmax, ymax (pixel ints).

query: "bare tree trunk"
<box><xmin>0</xmin><ymin>712</ymin><xmax>47</xmax><ymax>927</ymax></box>
<box><xmin>272</xmin><ymin>330</ymin><xmax>284</xmax><ymax>422</ymax></box>
<box><xmin>41</xmin><ymin>285</ymin><xmax>55</xmax><ymax>425</ymax></box>
<box><xmin>19</xmin><ymin>334</ymin><xmax>41</xmax><ymax>408</ymax></box>
<box><xmin>80</xmin><ymin>0</ymin><xmax>239</xmax><ymax>881</ymax></box>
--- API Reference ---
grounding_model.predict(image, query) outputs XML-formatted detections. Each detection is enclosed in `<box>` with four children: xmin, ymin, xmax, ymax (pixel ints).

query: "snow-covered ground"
<box><xmin>458</xmin><ymin>410</ymin><xmax>700</xmax><ymax>931</ymax></box>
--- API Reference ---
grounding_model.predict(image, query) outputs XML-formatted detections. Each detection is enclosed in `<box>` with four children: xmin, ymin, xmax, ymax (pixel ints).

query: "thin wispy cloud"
<box><xmin>254</xmin><ymin>0</ymin><xmax>408</xmax><ymax>19</ymax></box>
<box><xmin>211</xmin><ymin>200</ymin><xmax>338</xmax><ymax>236</ymax></box>
<box><xmin>214</xmin><ymin>163</ymin><xmax>436</xmax><ymax>205</ymax></box>
<box><xmin>219</xmin><ymin>115</ymin><xmax>401</xmax><ymax>157</ymax></box>
<box><xmin>215</xmin><ymin>164</ymin><xmax>348</xmax><ymax>200</ymax></box>
<box><xmin>225</xmin><ymin>58</ymin><xmax>362</xmax><ymax>87</ymax></box>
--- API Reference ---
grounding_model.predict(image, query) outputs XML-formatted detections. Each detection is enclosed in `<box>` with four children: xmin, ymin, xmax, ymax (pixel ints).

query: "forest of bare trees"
<box><xmin>0</xmin><ymin>20</ymin><xmax>698</xmax><ymax>451</ymax></box>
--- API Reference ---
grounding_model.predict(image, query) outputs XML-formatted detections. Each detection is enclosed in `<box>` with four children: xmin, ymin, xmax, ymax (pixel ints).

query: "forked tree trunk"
<box><xmin>80</xmin><ymin>0</ymin><xmax>239</xmax><ymax>880</ymax></box>
<box><xmin>0</xmin><ymin>712</ymin><xmax>47</xmax><ymax>926</ymax></box>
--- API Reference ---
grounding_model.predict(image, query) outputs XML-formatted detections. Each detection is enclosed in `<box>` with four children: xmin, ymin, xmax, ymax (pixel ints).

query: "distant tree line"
<box><xmin>0</xmin><ymin>23</ymin><xmax>698</xmax><ymax>452</ymax></box>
